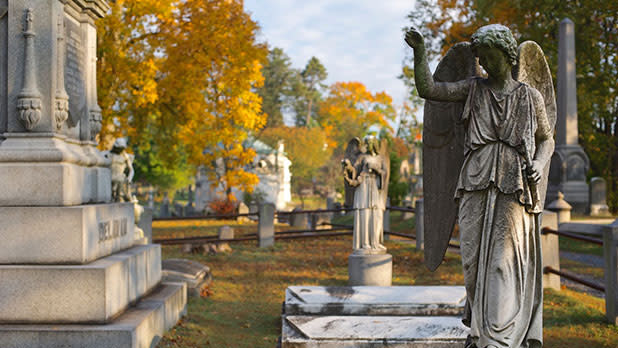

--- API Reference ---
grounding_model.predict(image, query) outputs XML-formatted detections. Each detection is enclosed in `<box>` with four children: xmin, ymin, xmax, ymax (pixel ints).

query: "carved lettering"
<box><xmin>64</xmin><ymin>18</ymin><xmax>86</xmax><ymax>126</ymax></box>
<box><xmin>98</xmin><ymin>218</ymin><xmax>129</xmax><ymax>243</ymax></box>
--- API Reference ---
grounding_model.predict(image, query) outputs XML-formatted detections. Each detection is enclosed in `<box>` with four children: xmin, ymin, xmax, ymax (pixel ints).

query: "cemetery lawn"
<box><xmin>154</xmin><ymin>220</ymin><xmax>618</xmax><ymax>348</ymax></box>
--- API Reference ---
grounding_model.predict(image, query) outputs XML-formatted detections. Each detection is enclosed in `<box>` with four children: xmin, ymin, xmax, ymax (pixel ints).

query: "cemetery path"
<box><xmin>560</xmin><ymin>251</ymin><xmax>604</xmax><ymax>268</ymax></box>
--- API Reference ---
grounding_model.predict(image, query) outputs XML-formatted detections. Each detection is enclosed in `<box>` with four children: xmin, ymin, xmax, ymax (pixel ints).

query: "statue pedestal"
<box><xmin>348</xmin><ymin>252</ymin><xmax>392</xmax><ymax>286</ymax></box>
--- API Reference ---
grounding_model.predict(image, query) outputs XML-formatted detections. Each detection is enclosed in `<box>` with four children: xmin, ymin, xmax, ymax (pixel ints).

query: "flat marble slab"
<box><xmin>285</xmin><ymin>286</ymin><xmax>466</xmax><ymax>316</ymax></box>
<box><xmin>282</xmin><ymin>315</ymin><xmax>468</xmax><ymax>348</ymax></box>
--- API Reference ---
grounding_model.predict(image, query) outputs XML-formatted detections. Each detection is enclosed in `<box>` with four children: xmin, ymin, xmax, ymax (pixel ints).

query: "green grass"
<box><xmin>559</xmin><ymin>236</ymin><xmax>604</xmax><ymax>257</ymax></box>
<box><xmin>155</xmin><ymin>219</ymin><xmax>617</xmax><ymax>348</ymax></box>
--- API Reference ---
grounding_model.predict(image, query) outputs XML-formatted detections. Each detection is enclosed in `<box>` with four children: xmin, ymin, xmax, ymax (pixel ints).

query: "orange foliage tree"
<box><xmin>98</xmin><ymin>0</ymin><xmax>267</xmax><ymax>196</ymax></box>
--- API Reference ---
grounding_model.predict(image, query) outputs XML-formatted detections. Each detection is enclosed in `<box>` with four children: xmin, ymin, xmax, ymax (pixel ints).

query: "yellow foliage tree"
<box><xmin>317</xmin><ymin>81</ymin><xmax>396</xmax><ymax>149</ymax></box>
<box><xmin>98</xmin><ymin>0</ymin><xmax>267</xmax><ymax>196</ymax></box>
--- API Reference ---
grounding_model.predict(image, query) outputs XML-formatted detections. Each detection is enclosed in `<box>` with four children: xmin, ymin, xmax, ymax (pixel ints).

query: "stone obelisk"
<box><xmin>0</xmin><ymin>1</ymin><xmax>186</xmax><ymax>346</ymax></box>
<box><xmin>547</xmin><ymin>18</ymin><xmax>590</xmax><ymax>214</ymax></box>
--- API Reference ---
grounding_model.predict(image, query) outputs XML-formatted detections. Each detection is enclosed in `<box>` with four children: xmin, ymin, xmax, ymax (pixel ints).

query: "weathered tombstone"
<box><xmin>147</xmin><ymin>187</ymin><xmax>155</xmax><ymax>209</ymax></box>
<box><xmin>218</xmin><ymin>225</ymin><xmax>234</xmax><ymax>240</ymax></box>
<box><xmin>160</xmin><ymin>192</ymin><xmax>170</xmax><ymax>217</ymax></box>
<box><xmin>162</xmin><ymin>258</ymin><xmax>212</xmax><ymax>297</ymax></box>
<box><xmin>173</xmin><ymin>202</ymin><xmax>184</xmax><ymax>217</ymax></box>
<box><xmin>547</xmin><ymin>18</ymin><xmax>590</xmax><ymax>213</ymax></box>
<box><xmin>258</xmin><ymin>203</ymin><xmax>275</xmax><ymax>247</ymax></box>
<box><xmin>589</xmin><ymin>177</ymin><xmax>610</xmax><ymax>216</ymax></box>
<box><xmin>289</xmin><ymin>206</ymin><xmax>308</xmax><ymax>228</ymax></box>
<box><xmin>0</xmin><ymin>1</ymin><xmax>185</xmax><ymax>345</ymax></box>
<box><xmin>402</xmin><ymin>199</ymin><xmax>414</xmax><ymax>220</ymax></box>
<box><xmin>547</xmin><ymin>192</ymin><xmax>572</xmax><ymax>225</ymax></box>
<box><xmin>603</xmin><ymin>219</ymin><xmax>618</xmax><ymax>325</ymax></box>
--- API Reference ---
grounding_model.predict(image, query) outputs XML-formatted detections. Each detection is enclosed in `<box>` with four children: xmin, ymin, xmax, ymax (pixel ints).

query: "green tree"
<box><xmin>403</xmin><ymin>0</ymin><xmax>618</xmax><ymax>212</ymax></box>
<box><xmin>291</xmin><ymin>57</ymin><xmax>328</xmax><ymax>127</ymax></box>
<box><xmin>258</xmin><ymin>47</ymin><xmax>295</xmax><ymax>128</ymax></box>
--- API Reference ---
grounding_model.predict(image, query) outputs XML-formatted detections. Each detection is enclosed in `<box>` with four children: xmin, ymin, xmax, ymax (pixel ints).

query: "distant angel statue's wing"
<box><xmin>378</xmin><ymin>138</ymin><xmax>390</xmax><ymax>206</ymax></box>
<box><xmin>343</xmin><ymin>137</ymin><xmax>362</xmax><ymax>209</ymax></box>
<box><xmin>513</xmin><ymin>41</ymin><xmax>557</xmax><ymax>210</ymax></box>
<box><xmin>423</xmin><ymin>42</ymin><xmax>481</xmax><ymax>271</ymax></box>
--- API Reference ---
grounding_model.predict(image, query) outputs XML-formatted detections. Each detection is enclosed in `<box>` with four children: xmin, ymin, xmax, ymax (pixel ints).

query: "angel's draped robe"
<box><xmin>455</xmin><ymin>78</ymin><xmax>550</xmax><ymax>348</ymax></box>
<box><xmin>353</xmin><ymin>154</ymin><xmax>386</xmax><ymax>252</ymax></box>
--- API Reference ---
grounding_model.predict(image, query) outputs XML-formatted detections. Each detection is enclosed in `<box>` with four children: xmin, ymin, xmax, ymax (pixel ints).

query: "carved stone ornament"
<box><xmin>17</xmin><ymin>8</ymin><xmax>43</xmax><ymax>130</ymax></box>
<box><xmin>54</xmin><ymin>13</ymin><xmax>69</xmax><ymax>131</ymax></box>
<box><xmin>89</xmin><ymin>106</ymin><xmax>102</xmax><ymax>141</ymax></box>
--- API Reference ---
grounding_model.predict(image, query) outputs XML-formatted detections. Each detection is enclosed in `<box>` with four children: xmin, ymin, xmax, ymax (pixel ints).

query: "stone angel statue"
<box><xmin>405</xmin><ymin>24</ymin><xmax>556</xmax><ymax>348</ymax></box>
<box><xmin>343</xmin><ymin>136</ymin><xmax>390</xmax><ymax>254</ymax></box>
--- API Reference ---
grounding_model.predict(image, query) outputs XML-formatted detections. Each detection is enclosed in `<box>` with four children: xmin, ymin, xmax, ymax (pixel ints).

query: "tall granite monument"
<box><xmin>0</xmin><ymin>1</ymin><xmax>186</xmax><ymax>347</ymax></box>
<box><xmin>546</xmin><ymin>18</ymin><xmax>590</xmax><ymax>213</ymax></box>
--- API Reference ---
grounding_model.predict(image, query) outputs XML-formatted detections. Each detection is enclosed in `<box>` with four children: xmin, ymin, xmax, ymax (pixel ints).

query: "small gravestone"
<box><xmin>590</xmin><ymin>177</ymin><xmax>610</xmax><ymax>216</ymax></box>
<box><xmin>173</xmin><ymin>202</ymin><xmax>184</xmax><ymax>217</ymax></box>
<box><xmin>218</xmin><ymin>225</ymin><xmax>234</xmax><ymax>240</ymax></box>
<box><xmin>290</xmin><ymin>207</ymin><xmax>308</xmax><ymax>228</ymax></box>
<box><xmin>162</xmin><ymin>258</ymin><xmax>212</xmax><ymax>297</ymax></box>
<box><xmin>237</xmin><ymin>201</ymin><xmax>250</xmax><ymax>223</ymax></box>
<box><xmin>161</xmin><ymin>193</ymin><xmax>170</xmax><ymax>217</ymax></box>
<box><xmin>258</xmin><ymin>203</ymin><xmax>275</xmax><ymax>247</ymax></box>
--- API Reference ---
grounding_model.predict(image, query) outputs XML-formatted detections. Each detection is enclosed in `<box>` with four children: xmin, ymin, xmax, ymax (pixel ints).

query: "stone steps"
<box><xmin>0</xmin><ymin>244</ymin><xmax>161</xmax><ymax>323</ymax></box>
<box><xmin>0</xmin><ymin>281</ymin><xmax>187</xmax><ymax>348</ymax></box>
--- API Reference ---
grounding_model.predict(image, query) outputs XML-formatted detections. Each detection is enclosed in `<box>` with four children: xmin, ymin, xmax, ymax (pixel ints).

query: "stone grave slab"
<box><xmin>282</xmin><ymin>315</ymin><xmax>467</xmax><ymax>348</ymax></box>
<box><xmin>162</xmin><ymin>258</ymin><xmax>212</xmax><ymax>297</ymax></box>
<box><xmin>0</xmin><ymin>282</ymin><xmax>186</xmax><ymax>348</ymax></box>
<box><xmin>0</xmin><ymin>245</ymin><xmax>161</xmax><ymax>324</ymax></box>
<box><xmin>285</xmin><ymin>286</ymin><xmax>466</xmax><ymax>316</ymax></box>
<box><xmin>0</xmin><ymin>202</ymin><xmax>135</xmax><ymax>264</ymax></box>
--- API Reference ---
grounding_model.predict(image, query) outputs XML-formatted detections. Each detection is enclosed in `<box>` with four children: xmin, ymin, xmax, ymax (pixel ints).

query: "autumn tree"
<box><xmin>317</xmin><ymin>81</ymin><xmax>396</xmax><ymax>149</ymax></box>
<box><xmin>404</xmin><ymin>0</ymin><xmax>618</xmax><ymax>211</ymax></box>
<box><xmin>98</xmin><ymin>0</ymin><xmax>267</xmax><ymax>197</ymax></box>
<box><xmin>259</xmin><ymin>126</ymin><xmax>332</xmax><ymax>204</ymax></box>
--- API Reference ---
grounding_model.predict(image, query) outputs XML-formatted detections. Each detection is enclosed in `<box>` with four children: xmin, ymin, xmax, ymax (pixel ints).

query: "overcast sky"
<box><xmin>244</xmin><ymin>0</ymin><xmax>416</xmax><ymax>123</ymax></box>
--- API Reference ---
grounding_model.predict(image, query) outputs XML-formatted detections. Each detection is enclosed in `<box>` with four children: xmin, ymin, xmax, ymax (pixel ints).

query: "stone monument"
<box><xmin>343</xmin><ymin>136</ymin><xmax>392</xmax><ymax>286</ymax></box>
<box><xmin>0</xmin><ymin>1</ymin><xmax>186</xmax><ymax>346</ymax></box>
<box><xmin>406</xmin><ymin>23</ymin><xmax>556</xmax><ymax>348</ymax></box>
<box><xmin>589</xmin><ymin>177</ymin><xmax>610</xmax><ymax>216</ymax></box>
<box><xmin>546</xmin><ymin>18</ymin><xmax>590</xmax><ymax>213</ymax></box>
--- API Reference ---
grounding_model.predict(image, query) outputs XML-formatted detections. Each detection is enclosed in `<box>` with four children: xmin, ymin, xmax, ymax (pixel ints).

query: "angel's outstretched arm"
<box><xmin>405</xmin><ymin>28</ymin><xmax>470</xmax><ymax>102</ymax></box>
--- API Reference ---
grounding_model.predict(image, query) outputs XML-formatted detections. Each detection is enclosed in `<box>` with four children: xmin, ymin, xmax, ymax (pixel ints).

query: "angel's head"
<box><xmin>471</xmin><ymin>24</ymin><xmax>518</xmax><ymax>75</ymax></box>
<box><xmin>363</xmin><ymin>136</ymin><xmax>379</xmax><ymax>155</ymax></box>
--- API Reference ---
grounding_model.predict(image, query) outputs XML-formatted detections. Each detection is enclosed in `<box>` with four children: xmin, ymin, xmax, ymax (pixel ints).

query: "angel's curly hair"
<box><xmin>471</xmin><ymin>24</ymin><xmax>518</xmax><ymax>66</ymax></box>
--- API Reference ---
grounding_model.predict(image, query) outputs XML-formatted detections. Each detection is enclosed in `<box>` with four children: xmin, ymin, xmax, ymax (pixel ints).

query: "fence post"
<box><xmin>383</xmin><ymin>198</ymin><xmax>390</xmax><ymax>241</ymax></box>
<box><xmin>603</xmin><ymin>219</ymin><xmax>618</xmax><ymax>325</ymax></box>
<box><xmin>258</xmin><ymin>203</ymin><xmax>275</xmax><ymax>248</ymax></box>
<box><xmin>540</xmin><ymin>210</ymin><xmax>560</xmax><ymax>290</ymax></box>
<box><xmin>415</xmin><ymin>198</ymin><xmax>424</xmax><ymax>251</ymax></box>
<box><xmin>547</xmin><ymin>192</ymin><xmax>572</xmax><ymax>225</ymax></box>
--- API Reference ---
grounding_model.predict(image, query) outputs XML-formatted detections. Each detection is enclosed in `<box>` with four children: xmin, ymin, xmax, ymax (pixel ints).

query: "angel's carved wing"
<box><xmin>343</xmin><ymin>138</ymin><xmax>362</xmax><ymax>209</ymax></box>
<box><xmin>514</xmin><ymin>41</ymin><xmax>556</xmax><ymax>211</ymax></box>
<box><xmin>378</xmin><ymin>138</ymin><xmax>390</xmax><ymax>207</ymax></box>
<box><xmin>423</xmin><ymin>42</ymin><xmax>481</xmax><ymax>271</ymax></box>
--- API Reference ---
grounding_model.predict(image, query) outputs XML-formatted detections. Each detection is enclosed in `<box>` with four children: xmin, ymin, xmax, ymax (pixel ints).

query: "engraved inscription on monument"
<box><xmin>64</xmin><ymin>18</ymin><xmax>86</xmax><ymax>127</ymax></box>
<box><xmin>98</xmin><ymin>218</ymin><xmax>129</xmax><ymax>243</ymax></box>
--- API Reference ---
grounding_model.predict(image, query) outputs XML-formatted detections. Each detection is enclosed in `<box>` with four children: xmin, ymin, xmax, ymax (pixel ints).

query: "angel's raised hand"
<box><xmin>405</xmin><ymin>27</ymin><xmax>424</xmax><ymax>49</ymax></box>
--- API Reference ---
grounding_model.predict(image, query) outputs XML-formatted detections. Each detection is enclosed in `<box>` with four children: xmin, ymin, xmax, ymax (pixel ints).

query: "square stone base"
<box><xmin>348</xmin><ymin>253</ymin><xmax>392</xmax><ymax>286</ymax></box>
<box><xmin>0</xmin><ymin>282</ymin><xmax>187</xmax><ymax>348</ymax></box>
<box><xmin>0</xmin><ymin>245</ymin><xmax>161</xmax><ymax>324</ymax></box>
<box><xmin>0</xmin><ymin>203</ymin><xmax>135</xmax><ymax>264</ymax></box>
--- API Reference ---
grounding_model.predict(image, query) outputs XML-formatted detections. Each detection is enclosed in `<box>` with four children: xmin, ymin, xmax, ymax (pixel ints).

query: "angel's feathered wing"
<box><xmin>343</xmin><ymin>138</ymin><xmax>361</xmax><ymax>209</ymax></box>
<box><xmin>378</xmin><ymin>138</ymin><xmax>390</xmax><ymax>206</ymax></box>
<box><xmin>423</xmin><ymin>42</ymin><xmax>481</xmax><ymax>271</ymax></box>
<box><xmin>513</xmin><ymin>41</ymin><xmax>556</xmax><ymax>211</ymax></box>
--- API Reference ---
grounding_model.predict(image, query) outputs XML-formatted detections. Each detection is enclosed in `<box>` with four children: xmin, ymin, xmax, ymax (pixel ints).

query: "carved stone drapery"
<box><xmin>17</xmin><ymin>8</ymin><xmax>42</xmax><ymax>130</ymax></box>
<box><xmin>54</xmin><ymin>13</ymin><xmax>69</xmax><ymax>131</ymax></box>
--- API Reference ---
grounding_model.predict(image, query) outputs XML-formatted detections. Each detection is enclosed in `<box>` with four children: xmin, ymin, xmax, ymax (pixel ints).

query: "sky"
<box><xmin>244</xmin><ymin>0</ymin><xmax>416</xmax><ymax>124</ymax></box>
